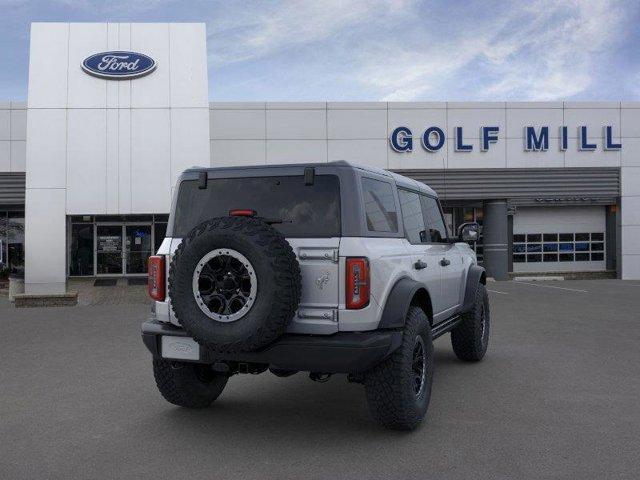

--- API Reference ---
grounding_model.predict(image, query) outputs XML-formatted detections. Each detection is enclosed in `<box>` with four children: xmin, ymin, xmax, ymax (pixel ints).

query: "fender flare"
<box><xmin>378</xmin><ymin>277</ymin><xmax>429</xmax><ymax>330</ymax></box>
<box><xmin>461</xmin><ymin>265</ymin><xmax>486</xmax><ymax>313</ymax></box>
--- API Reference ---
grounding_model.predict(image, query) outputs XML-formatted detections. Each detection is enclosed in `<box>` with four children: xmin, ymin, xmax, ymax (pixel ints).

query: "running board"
<box><xmin>431</xmin><ymin>315</ymin><xmax>462</xmax><ymax>339</ymax></box>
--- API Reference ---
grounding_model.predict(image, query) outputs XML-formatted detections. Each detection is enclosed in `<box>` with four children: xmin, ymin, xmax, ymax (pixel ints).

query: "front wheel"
<box><xmin>153</xmin><ymin>359</ymin><xmax>228</xmax><ymax>408</ymax></box>
<box><xmin>451</xmin><ymin>283</ymin><xmax>490</xmax><ymax>361</ymax></box>
<box><xmin>364</xmin><ymin>306</ymin><xmax>434</xmax><ymax>430</ymax></box>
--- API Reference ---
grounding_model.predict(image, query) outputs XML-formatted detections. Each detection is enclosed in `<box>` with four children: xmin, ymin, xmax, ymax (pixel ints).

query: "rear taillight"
<box><xmin>148</xmin><ymin>255</ymin><xmax>166</xmax><ymax>301</ymax></box>
<box><xmin>346</xmin><ymin>257</ymin><xmax>369</xmax><ymax>309</ymax></box>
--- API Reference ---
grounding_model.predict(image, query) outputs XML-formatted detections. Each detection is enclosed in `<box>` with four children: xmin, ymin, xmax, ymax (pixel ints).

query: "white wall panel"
<box><xmin>211</xmin><ymin>140</ymin><xmax>265</xmax><ymax>167</ymax></box>
<box><xmin>169</xmin><ymin>23</ymin><xmax>208</xmax><ymax>107</ymax></box>
<box><xmin>327</xmin><ymin>109</ymin><xmax>386</xmax><ymax>139</ymax></box>
<box><xmin>387</xmin><ymin>108</ymin><xmax>447</xmax><ymax>139</ymax></box>
<box><xmin>0</xmin><ymin>110</ymin><xmax>9</xmax><ymax>140</ymax></box>
<box><xmin>11</xmin><ymin>141</ymin><xmax>26</xmax><ymax>172</ymax></box>
<box><xmin>446</xmin><ymin>138</ymin><xmax>506</xmax><ymax>169</ymax></box>
<box><xmin>106</xmin><ymin>108</ymin><xmax>119</xmax><ymax>213</ymax></box>
<box><xmin>621</xmin><ymin>166</ymin><xmax>640</xmax><ymax>196</ymax></box>
<box><xmin>621</xmin><ymin>196</ymin><xmax>640</xmax><ymax>226</ymax></box>
<box><xmin>10</xmin><ymin>109</ymin><xmax>27</xmax><ymax>140</ymax></box>
<box><xmin>118</xmin><ymin>109</ymin><xmax>132</xmax><ymax>212</ymax></box>
<box><xmin>621</xmin><ymin>138</ymin><xmax>640</xmax><ymax>167</ymax></box>
<box><xmin>25</xmin><ymin>109</ymin><xmax>67</xmax><ymax>189</ymax></box>
<box><xmin>328</xmin><ymin>139</ymin><xmax>387</xmax><ymax>168</ymax></box>
<box><xmin>130</xmin><ymin>108</ymin><xmax>171</xmax><ymax>212</ymax></box>
<box><xmin>390</xmin><ymin>146</ymin><xmax>447</xmax><ymax>170</ymax></box>
<box><xmin>25</xmin><ymin>188</ymin><xmax>66</xmax><ymax>294</ymax></box>
<box><xmin>67</xmin><ymin>23</ymin><xmax>108</xmax><ymax>109</ymax></box>
<box><xmin>131</xmin><ymin>23</ymin><xmax>170</xmax><ymax>108</ymax></box>
<box><xmin>621</xmin><ymin>108</ymin><xmax>640</xmax><ymax>138</ymax></box>
<box><xmin>621</xmin><ymin>226</ymin><xmax>640</xmax><ymax>256</ymax></box>
<box><xmin>621</xmin><ymin>253</ymin><xmax>640</xmax><ymax>279</ymax></box>
<box><xmin>447</xmin><ymin>108</ymin><xmax>506</xmax><ymax>136</ymax></box>
<box><xmin>28</xmin><ymin>23</ymin><xmax>68</xmax><ymax>108</ymax></box>
<box><xmin>210</xmin><ymin>109</ymin><xmax>265</xmax><ymax>140</ymax></box>
<box><xmin>66</xmin><ymin>109</ymin><xmax>107</xmax><ymax>214</ymax></box>
<box><xmin>266</xmin><ymin>110</ymin><xmax>326</xmax><ymax>139</ymax></box>
<box><xmin>0</xmin><ymin>141</ymin><xmax>9</xmax><ymax>171</ymax></box>
<box><xmin>171</xmin><ymin>108</ymin><xmax>211</xmax><ymax>184</ymax></box>
<box><xmin>564</xmin><ymin>143</ymin><xmax>620</xmax><ymax>168</ymax></box>
<box><xmin>266</xmin><ymin>140</ymin><xmax>327</xmax><ymax>164</ymax></box>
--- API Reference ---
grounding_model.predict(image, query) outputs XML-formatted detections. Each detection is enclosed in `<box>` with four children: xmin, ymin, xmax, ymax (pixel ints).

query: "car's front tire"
<box><xmin>364</xmin><ymin>306</ymin><xmax>434</xmax><ymax>430</ymax></box>
<box><xmin>451</xmin><ymin>283</ymin><xmax>490</xmax><ymax>361</ymax></box>
<box><xmin>153</xmin><ymin>359</ymin><xmax>228</xmax><ymax>408</ymax></box>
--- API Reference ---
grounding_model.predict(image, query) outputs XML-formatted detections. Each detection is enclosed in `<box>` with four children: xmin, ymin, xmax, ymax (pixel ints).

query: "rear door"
<box><xmin>397</xmin><ymin>189</ymin><xmax>446</xmax><ymax>317</ymax></box>
<box><xmin>420</xmin><ymin>195</ymin><xmax>465</xmax><ymax>315</ymax></box>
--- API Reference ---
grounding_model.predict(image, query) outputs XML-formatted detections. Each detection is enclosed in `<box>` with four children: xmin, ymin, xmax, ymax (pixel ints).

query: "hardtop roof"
<box><xmin>183</xmin><ymin>160</ymin><xmax>437</xmax><ymax>197</ymax></box>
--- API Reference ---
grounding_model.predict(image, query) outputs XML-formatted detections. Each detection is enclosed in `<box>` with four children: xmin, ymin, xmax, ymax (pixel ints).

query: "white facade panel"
<box><xmin>446</xmin><ymin>138</ymin><xmax>505</xmax><ymax>169</ymax></box>
<box><xmin>67</xmin><ymin>23</ymin><xmax>108</xmax><ymax>109</ymax></box>
<box><xmin>621</xmin><ymin>196</ymin><xmax>640</xmax><ymax>226</ymax></box>
<box><xmin>621</xmin><ymin>253</ymin><xmax>640</xmax><ymax>279</ymax></box>
<box><xmin>25</xmin><ymin>188</ymin><xmax>66</xmax><ymax>293</ymax></box>
<box><xmin>328</xmin><ymin>139</ymin><xmax>388</xmax><ymax>168</ymax></box>
<box><xmin>27</xmin><ymin>23</ymin><xmax>68</xmax><ymax>108</ymax></box>
<box><xmin>621</xmin><ymin>166</ymin><xmax>640</xmax><ymax>196</ymax></box>
<box><xmin>621</xmin><ymin>226</ymin><xmax>640</xmax><ymax>256</ymax></box>
<box><xmin>387</xmin><ymin>108</ymin><xmax>447</xmax><ymax>141</ymax></box>
<box><xmin>10</xmin><ymin>109</ymin><xmax>27</xmax><ymax>141</ymax></box>
<box><xmin>447</xmin><ymin>107</ymin><xmax>506</xmax><ymax>136</ymax></box>
<box><xmin>117</xmin><ymin>109</ymin><xmax>132</xmax><ymax>212</ymax></box>
<box><xmin>0</xmin><ymin>141</ymin><xmax>9</xmax><ymax>171</ymax></box>
<box><xmin>169</xmin><ymin>23</ymin><xmax>209</xmax><ymax>108</ymax></box>
<box><xmin>211</xmin><ymin>140</ymin><xmax>265</xmax><ymax>167</ymax></box>
<box><xmin>105</xmin><ymin>108</ymin><xmax>119</xmax><ymax>213</ymax></box>
<box><xmin>130</xmin><ymin>23</ymin><xmax>171</xmax><ymax>108</ymax></box>
<box><xmin>117</xmin><ymin>23</ymin><xmax>132</xmax><ymax>109</ymax></box>
<box><xmin>0</xmin><ymin>109</ymin><xmax>9</xmax><ymax>140</ymax></box>
<box><xmin>11</xmin><ymin>141</ymin><xmax>26</xmax><ymax>172</ymax></box>
<box><xmin>66</xmin><ymin>109</ymin><xmax>107</xmax><ymax>214</ymax></box>
<box><xmin>327</xmin><ymin>109</ymin><xmax>386</xmax><ymax>139</ymax></box>
<box><xmin>171</xmin><ymin>108</ymin><xmax>211</xmax><ymax>184</ymax></box>
<box><xmin>564</xmin><ymin>144</ymin><xmax>620</xmax><ymax>168</ymax></box>
<box><xmin>266</xmin><ymin>109</ymin><xmax>326</xmax><ymax>139</ymax></box>
<box><xmin>621</xmin><ymin>138</ymin><xmax>640</xmax><ymax>167</ymax></box>
<box><xmin>25</xmin><ymin>109</ymin><xmax>67</xmax><ymax>189</ymax></box>
<box><xmin>621</xmin><ymin>108</ymin><xmax>640</xmax><ymax>138</ymax></box>
<box><xmin>130</xmin><ymin>108</ymin><xmax>171</xmax><ymax>212</ymax></box>
<box><xmin>266</xmin><ymin>140</ymin><xmax>327</xmax><ymax>164</ymax></box>
<box><xmin>210</xmin><ymin>109</ymin><xmax>265</xmax><ymax>140</ymax></box>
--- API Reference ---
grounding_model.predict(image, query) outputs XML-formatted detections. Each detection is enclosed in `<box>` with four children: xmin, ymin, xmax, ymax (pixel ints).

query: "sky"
<box><xmin>1</xmin><ymin>0</ymin><xmax>639</xmax><ymax>102</ymax></box>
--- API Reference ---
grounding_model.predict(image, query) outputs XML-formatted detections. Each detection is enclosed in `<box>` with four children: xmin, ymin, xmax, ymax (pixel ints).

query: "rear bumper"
<box><xmin>141</xmin><ymin>319</ymin><xmax>402</xmax><ymax>374</ymax></box>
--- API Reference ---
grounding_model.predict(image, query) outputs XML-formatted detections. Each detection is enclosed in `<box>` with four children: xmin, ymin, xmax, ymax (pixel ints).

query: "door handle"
<box><xmin>440</xmin><ymin>258</ymin><xmax>451</xmax><ymax>267</ymax></box>
<box><xmin>414</xmin><ymin>260</ymin><xmax>428</xmax><ymax>270</ymax></box>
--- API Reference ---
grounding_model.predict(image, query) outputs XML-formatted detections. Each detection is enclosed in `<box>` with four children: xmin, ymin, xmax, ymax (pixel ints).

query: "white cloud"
<box><xmin>357</xmin><ymin>0</ymin><xmax>627</xmax><ymax>101</ymax></box>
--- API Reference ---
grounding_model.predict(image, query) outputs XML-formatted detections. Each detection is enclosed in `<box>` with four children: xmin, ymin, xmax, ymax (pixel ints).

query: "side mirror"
<box><xmin>457</xmin><ymin>222</ymin><xmax>479</xmax><ymax>243</ymax></box>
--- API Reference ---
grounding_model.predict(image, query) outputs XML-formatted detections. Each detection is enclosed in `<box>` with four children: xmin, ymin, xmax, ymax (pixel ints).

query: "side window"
<box><xmin>398</xmin><ymin>189</ymin><xmax>427</xmax><ymax>244</ymax></box>
<box><xmin>420</xmin><ymin>195</ymin><xmax>448</xmax><ymax>243</ymax></box>
<box><xmin>361</xmin><ymin>178</ymin><xmax>398</xmax><ymax>233</ymax></box>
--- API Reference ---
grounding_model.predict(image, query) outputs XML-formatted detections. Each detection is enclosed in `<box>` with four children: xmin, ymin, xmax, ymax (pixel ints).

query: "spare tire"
<box><xmin>169</xmin><ymin>216</ymin><xmax>301</xmax><ymax>352</ymax></box>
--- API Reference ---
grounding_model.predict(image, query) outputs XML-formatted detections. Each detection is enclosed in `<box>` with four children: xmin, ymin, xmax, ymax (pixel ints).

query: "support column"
<box><xmin>482</xmin><ymin>200</ymin><xmax>509</xmax><ymax>281</ymax></box>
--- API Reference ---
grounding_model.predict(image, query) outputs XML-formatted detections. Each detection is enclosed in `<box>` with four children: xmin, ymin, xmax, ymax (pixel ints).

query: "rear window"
<box><xmin>172</xmin><ymin>175</ymin><xmax>341</xmax><ymax>237</ymax></box>
<box><xmin>361</xmin><ymin>177</ymin><xmax>398</xmax><ymax>233</ymax></box>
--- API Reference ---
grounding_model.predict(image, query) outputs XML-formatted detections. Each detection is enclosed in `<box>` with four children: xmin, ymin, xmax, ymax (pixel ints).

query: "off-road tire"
<box><xmin>451</xmin><ymin>283</ymin><xmax>490</xmax><ymax>361</ymax></box>
<box><xmin>153</xmin><ymin>359</ymin><xmax>228</xmax><ymax>408</ymax></box>
<box><xmin>169</xmin><ymin>216</ymin><xmax>301</xmax><ymax>352</ymax></box>
<box><xmin>364</xmin><ymin>307</ymin><xmax>434</xmax><ymax>430</ymax></box>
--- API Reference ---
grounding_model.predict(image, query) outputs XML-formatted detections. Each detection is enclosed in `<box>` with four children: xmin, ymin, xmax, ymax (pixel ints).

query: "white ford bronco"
<box><xmin>142</xmin><ymin>161</ymin><xmax>489</xmax><ymax>430</ymax></box>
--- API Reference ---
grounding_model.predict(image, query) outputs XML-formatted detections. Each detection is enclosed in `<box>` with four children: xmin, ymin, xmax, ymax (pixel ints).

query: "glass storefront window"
<box><xmin>7</xmin><ymin>212</ymin><xmax>25</xmax><ymax>274</ymax></box>
<box><xmin>70</xmin><ymin>224</ymin><xmax>94</xmax><ymax>276</ymax></box>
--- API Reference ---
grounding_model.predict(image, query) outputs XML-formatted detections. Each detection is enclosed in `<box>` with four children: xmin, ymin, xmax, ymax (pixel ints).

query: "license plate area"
<box><xmin>161</xmin><ymin>335</ymin><xmax>200</xmax><ymax>361</ymax></box>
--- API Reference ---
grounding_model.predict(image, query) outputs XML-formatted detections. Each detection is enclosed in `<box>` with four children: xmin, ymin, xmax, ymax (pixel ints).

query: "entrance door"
<box><xmin>96</xmin><ymin>225</ymin><xmax>123</xmax><ymax>275</ymax></box>
<box><xmin>125</xmin><ymin>225</ymin><xmax>152</xmax><ymax>275</ymax></box>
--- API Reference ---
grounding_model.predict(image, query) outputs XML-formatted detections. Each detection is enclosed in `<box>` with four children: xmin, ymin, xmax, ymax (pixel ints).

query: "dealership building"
<box><xmin>1</xmin><ymin>22</ymin><xmax>640</xmax><ymax>295</ymax></box>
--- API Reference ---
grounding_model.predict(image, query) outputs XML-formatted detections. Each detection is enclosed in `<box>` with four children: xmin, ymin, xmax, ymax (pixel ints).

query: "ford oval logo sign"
<box><xmin>82</xmin><ymin>51</ymin><xmax>156</xmax><ymax>80</ymax></box>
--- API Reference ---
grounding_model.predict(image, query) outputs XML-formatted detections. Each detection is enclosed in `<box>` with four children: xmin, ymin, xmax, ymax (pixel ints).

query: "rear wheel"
<box><xmin>364</xmin><ymin>306</ymin><xmax>434</xmax><ymax>430</ymax></box>
<box><xmin>153</xmin><ymin>359</ymin><xmax>228</xmax><ymax>408</ymax></box>
<box><xmin>451</xmin><ymin>283</ymin><xmax>490</xmax><ymax>361</ymax></box>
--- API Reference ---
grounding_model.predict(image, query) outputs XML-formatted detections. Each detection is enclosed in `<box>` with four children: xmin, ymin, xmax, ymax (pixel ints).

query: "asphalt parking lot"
<box><xmin>1</xmin><ymin>280</ymin><xmax>639</xmax><ymax>480</ymax></box>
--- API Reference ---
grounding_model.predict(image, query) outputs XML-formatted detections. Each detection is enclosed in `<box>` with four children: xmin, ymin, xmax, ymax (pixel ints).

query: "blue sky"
<box><xmin>1</xmin><ymin>0</ymin><xmax>639</xmax><ymax>101</ymax></box>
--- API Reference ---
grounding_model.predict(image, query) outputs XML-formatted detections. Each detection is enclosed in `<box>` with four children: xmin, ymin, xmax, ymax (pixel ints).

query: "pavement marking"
<box><xmin>513</xmin><ymin>281</ymin><xmax>588</xmax><ymax>293</ymax></box>
<box><xmin>487</xmin><ymin>289</ymin><xmax>509</xmax><ymax>295</ymax></box>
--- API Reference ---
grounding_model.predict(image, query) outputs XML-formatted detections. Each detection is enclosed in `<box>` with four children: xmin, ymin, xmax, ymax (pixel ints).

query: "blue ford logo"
<box><xmin>82</xmin><ymin>51</ymin><xmax>156</xmax><ymax>80</ymax></box>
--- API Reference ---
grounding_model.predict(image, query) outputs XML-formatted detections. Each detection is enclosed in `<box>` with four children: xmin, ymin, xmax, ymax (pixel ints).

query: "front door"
<box><xmin>125</xmin><ymin>225</ymin><xmax>152</xmax><ymax>275</ymax></box>
<box><xmin>96</xmin><ymin>225</ymin><xmax>123</xmax><ymax>275</ymax></box>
